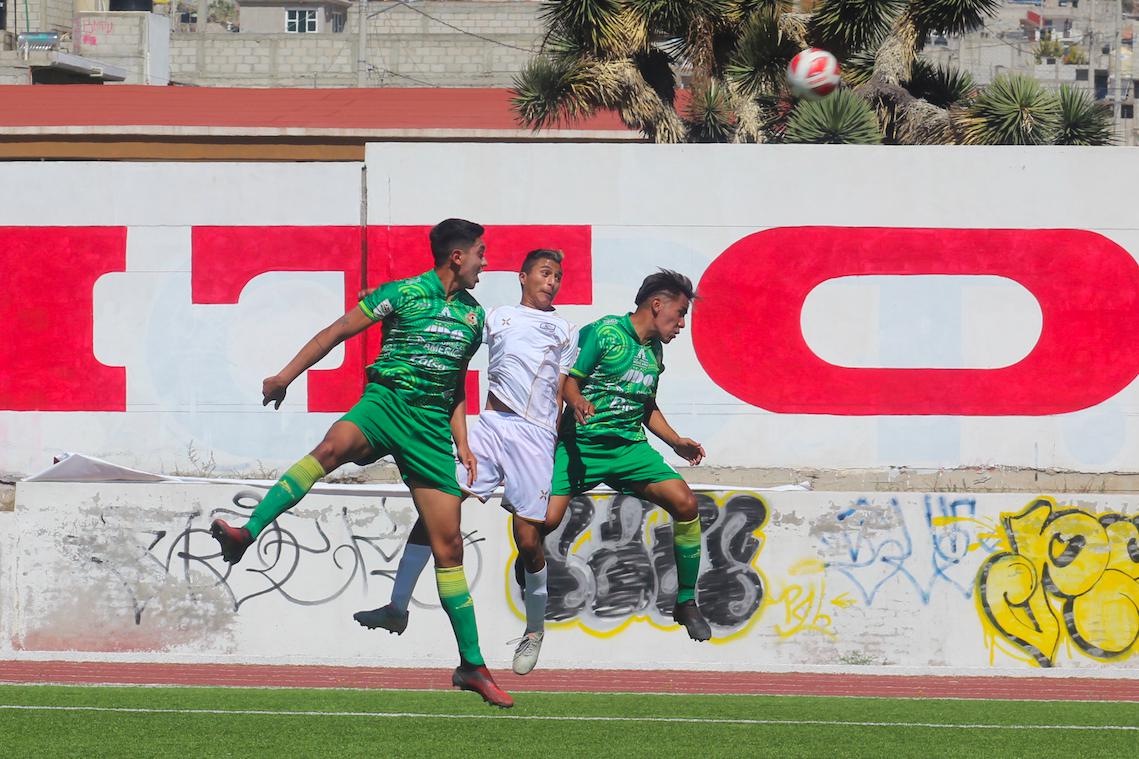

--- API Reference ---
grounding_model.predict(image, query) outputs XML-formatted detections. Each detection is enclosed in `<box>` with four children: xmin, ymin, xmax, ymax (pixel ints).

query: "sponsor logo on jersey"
<box><xmin>620</xmin><ymin>369</ymin><xmax>656</xmax><ymax>387</ymax></box>
<box><xmin>425</xmin><ymin>323</ymin><xmax>466</xmax><ymax>341</ymax></box>
<box><xmin>372</xmin><ymin>299</ymin><xmax>394</xmax><ymax>319</ymax></box>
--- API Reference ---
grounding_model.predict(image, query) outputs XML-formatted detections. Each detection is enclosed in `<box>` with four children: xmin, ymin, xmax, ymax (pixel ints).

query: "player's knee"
<box><xmin>310</xmin><ymin>440</ymin><xmax>344</xmax><ymax>470</ymax></box>
<box><xmin>431</xmin><ymin>532</ymin><xmax>464</xmax><ymax>566</ymax></box>
<box><xmin>675</xmin><ymin>490</ymin><xmax>699</xmax><ymax>522</ymax></box>
<box><xmin>516</xmin><ymin>526</ymin><xmax>543</xmax><ymax>559</ymax></box>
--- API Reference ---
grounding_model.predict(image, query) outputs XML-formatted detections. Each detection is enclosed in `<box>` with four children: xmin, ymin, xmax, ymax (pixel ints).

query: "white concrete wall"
<box><xmin>6</xmin><ymin>482</ymin><xmax>1137</xmax><ymax>674</ymax></box>
<box><xmin>4</xmin><ymin>146</ymin><xmax>1139</xmax><ymax>477</ymax></box>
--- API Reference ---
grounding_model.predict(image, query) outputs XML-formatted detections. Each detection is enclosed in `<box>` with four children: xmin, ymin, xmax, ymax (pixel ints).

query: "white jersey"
<box><xmin>483</xmin><ymin>304</ymin><xmax>578</xmax><ymax>432</ymax></box>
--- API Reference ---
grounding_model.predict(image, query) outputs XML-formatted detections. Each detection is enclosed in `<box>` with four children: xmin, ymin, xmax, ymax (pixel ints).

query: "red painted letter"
<box><xmin>693</xmin><ymin>227</ymin><xmax>1139</xmax><ymax>415</ymax></box>
<box><xmin>0</xmin><ymin>227</ymin><xmax>126</xmax><ymax>411</ymax></box>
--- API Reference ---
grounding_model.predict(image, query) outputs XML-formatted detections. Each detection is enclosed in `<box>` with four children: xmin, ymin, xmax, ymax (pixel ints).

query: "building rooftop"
<box><xmin>0</xmin><ymin>85</ymin><xmax>635</xmax><ymax>139</ymax></box>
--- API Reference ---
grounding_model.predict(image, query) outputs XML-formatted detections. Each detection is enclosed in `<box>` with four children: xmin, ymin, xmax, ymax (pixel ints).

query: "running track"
<box><xmin>0</xmin><ymin>662</ymin><xmax>1135</xmax><ymax>701</ymax></box>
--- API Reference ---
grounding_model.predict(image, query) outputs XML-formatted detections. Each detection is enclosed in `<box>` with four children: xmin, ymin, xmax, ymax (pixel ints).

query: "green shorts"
<box><xmin>550</xmin><ymin>434</ymin><xmax>682</xmax><ymax>496</ymax></box>
<box><xmin>340</xmin><ymin>382</ymin><xmax>460</xmax><ymax>496</ymax></box>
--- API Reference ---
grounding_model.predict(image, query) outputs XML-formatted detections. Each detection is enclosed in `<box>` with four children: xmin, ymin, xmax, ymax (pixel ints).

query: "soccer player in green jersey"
<box><xmin>545</xmin><ymin>269</ymin><xmax>712</xmax><ymax>641</ymax></box>
<box><xmin>208</xmin><ymin>218</ymin><xmax>513</xmax><ymax>708</ymax></box>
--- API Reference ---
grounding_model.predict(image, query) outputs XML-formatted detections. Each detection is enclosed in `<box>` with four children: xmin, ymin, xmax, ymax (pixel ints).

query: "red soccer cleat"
<box><xmin>210</xmin><ymin>519</ymin><xmax>254</xmax><ymax>565</ymax></box>
<box><xmin>451</xmin><ymin>665</ymin><xmax>514</xmax><ymax>708</ymax></box>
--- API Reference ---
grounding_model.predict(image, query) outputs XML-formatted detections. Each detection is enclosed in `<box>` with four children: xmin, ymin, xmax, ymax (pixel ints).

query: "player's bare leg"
<box><xmin>410</xmin><ymin>482</ymin><xmax>512</xmax><ymax>708</ymax></box>
<box><xmin>543</xmin><ymin>494</ymin><xmax>573</xmax><ymax>534</ymax></box>
<box><xmin>511</xmin><ymin>514</ymin><xmax>547</xmax><ymax>674</ymax></box>
<box><xmin>632</xmin><ymin>478</ymin><xmax>711</xmax><ymax>642</ymax></box>
<box><xmin>210</xmin><ymin>421</ymin><xmax>373</xmax><ymax>565</ymax></box>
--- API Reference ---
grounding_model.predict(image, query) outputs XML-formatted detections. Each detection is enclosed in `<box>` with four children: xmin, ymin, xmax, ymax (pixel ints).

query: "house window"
<box><xmin>287</xmin><ymin>9</ymin><xmax>317</xmax><ymax>33</ymax></box>
<box><xmin>330</xmin><ymin>11</ymin><xmax>345</xmax><ymax>33</ymax></box>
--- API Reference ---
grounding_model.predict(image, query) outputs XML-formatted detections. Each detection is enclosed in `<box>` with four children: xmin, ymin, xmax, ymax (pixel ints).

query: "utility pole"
<box><xmin>1114</xmin><ymin>0</ymin><xmax>1125</xmax><ymax>141</ymax></box>
<box><xmin>357</xmin><ymin>0</ymin><xmax>368</xmax><ymax>87</ymax></box>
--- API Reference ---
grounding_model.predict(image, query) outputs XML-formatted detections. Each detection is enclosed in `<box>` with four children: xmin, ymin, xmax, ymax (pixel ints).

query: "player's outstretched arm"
<box><xmin>449</xmin><ymin>364</ymin><xmax>476</xmax><ymax>486</ymax></box>
<box><xmin>262</xmin><ymin>307</ymin><xmax>375</xmax><ymax>410</ymax></box>
<box><xmin>644</xmin><ymin>400</ymin><xmax>705</xmax><ymax>466</ymax></box>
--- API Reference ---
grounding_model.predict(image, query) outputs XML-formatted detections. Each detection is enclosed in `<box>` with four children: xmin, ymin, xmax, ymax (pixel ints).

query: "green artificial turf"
<box><xmin>0</xmin><ymin>684</ymin><xmax>1135</xmax><ymax>758</ymax></box>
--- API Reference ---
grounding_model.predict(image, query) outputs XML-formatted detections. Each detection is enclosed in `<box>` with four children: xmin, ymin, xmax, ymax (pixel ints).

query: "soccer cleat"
<box><xmin>210</xmin><ymin>519</ymin><xmax>253</xmax><ymax>565</ymax></box>
<box><xmin>672</xmin><ymin>599</ymin><xmax>712</xmax><ymax>642</ymax></box>
<box><xmin>511</xmin><ymin>631</ymin><xmax>544</xmax><ymax>675</ymax></box>
<box><xmin>452</xmin><ymin>665</ymin><xmax>514</xmax><ymax>708</ymax></box>
<box><xmin>353</xmin><ymin>604</ymin><xmax>409</xmax><ymax>635</ymax></box>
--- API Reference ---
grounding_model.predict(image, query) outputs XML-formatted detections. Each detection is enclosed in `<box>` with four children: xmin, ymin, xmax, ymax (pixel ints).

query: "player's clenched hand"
<box><xmin>672</xmin><ymin>438</ymin><xmax>705</xmax><ymax>466</ymax></box>
<box><xmin>571</xmin><ymin>398</ymin><xmax>596</xmax><ymax>424</ymax></box>
<box><xmin>357</xmin><ymin>287</ymin><xmax>375</xmax><ymax>300</ymax></box>
<box><xmin>262</xmin><ymin>375</ymin><xmax>289</xmax><ymax>410</ymax></box>
<box><xmin>456</xmin><ymin>445</ymin><xmax>477</xmax><ymax>486</ymax></box>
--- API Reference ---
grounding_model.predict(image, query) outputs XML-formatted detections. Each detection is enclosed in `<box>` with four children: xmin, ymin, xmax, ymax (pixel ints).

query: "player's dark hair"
<box><xmin>520</xmin><ymin>248</ymin><xmax>564</xmax><ymax>274</ymax></box>
<box><xmin>634</xmin><ymin>269</ymin><xmax>696</xmax><ymax>307</ymax></box>
<box><xmin>429</xmin><ymin>219</ymin><xmax>485</xmax><ymax>266</ymax></box>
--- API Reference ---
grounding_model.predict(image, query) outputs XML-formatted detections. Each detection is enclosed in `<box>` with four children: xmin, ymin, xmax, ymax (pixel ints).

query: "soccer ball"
<box><xmin>787</xmin><ymin>48</ymin><xmax>842</xmax><ymax>100</ymax></box>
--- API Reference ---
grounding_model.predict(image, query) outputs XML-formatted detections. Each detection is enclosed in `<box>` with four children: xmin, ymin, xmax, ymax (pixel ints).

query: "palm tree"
<box><xmin>512</xmin><ymin>0</ymin><xmax>1115</xmax><ymax>146</ymax></box>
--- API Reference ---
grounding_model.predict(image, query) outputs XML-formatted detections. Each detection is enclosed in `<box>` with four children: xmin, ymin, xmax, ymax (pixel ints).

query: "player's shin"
<box><xmin>673</xmin><ymin>516</ymin><xmax>702</xmax><ymax>604</ymax></box>
<box><xmin>245</xmin><ymin>455</ymin><xmax>326</xmax><ymax>538</ymax></box>
<box><xmin>436</xmin><ymin>565</ymin><xmax>485</xmax><ymax>667</ymax></box>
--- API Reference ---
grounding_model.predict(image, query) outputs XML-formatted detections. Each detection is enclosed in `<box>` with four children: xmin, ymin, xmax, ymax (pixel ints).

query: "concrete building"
<box><xmin>237</xmin><ymin>0</ymin><xmax>349</xmax><ymax>34</ymax></box>
<box><xmin>1</xmin><ymin>1</ymin><xmax>543</xmax><ymax>86</ymax></box>
<box><xmin>923</xmin><ymin>1</ymin><xmax>1137</xmax><ymax>142</ymax></box>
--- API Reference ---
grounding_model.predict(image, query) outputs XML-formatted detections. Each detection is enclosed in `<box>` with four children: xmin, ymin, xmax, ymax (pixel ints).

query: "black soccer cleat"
<box><xmin>210</xmin><ymin>519</ymin><xmax>254</xmax><ymax>565</ymax></box>
<box><xmin>672</xmin><ymin>599</ymin><xmax>712</xmax><ymax>642</ymax></box>
<box><xmin>353</xmin><ymin>604</ymin><xmax>409</xmax><ymax>635</ymax></box>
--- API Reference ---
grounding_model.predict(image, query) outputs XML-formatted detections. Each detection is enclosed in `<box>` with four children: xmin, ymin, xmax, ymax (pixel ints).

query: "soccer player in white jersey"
<box><xmin>354</xmin><ymin>248</ymin><xmax>577</xmax><ymax>675</ymax></box>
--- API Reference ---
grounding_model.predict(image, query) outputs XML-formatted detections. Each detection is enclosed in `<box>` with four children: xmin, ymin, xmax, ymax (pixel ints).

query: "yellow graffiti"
<box><xmin>975</xmin><ymin>496</ymin><xmax>1139</xmax><ymax>667</ymax></box>
<box><xmin>769</xmin><ymin>559</ymin><xmax>848</xmax><ymax>640</ymax></box>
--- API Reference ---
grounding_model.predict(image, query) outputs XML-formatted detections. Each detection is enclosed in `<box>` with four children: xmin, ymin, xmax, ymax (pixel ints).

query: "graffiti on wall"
<box><xmin>813</xmin><ymin>495</ymin><xmax>998</xmax><ymax>606</ymax></box>
<box><xmin>72</xmin><ymin>490</ymin><xmax>486</xmax><ymax>624</ymax></box>
<box><xmin>976</xmin><ymin>497</ymin><xmax>1139</xmax><ymax>667</ymax></box>
<box><xmin>767</xmin><ymin>559</ymin><xmax>854</xmax><ymax>640</ymax></box>
<box><xmin>508</xmin><ymin>491</ymin><xmax>769</xmax><ymax>639</ymax></box>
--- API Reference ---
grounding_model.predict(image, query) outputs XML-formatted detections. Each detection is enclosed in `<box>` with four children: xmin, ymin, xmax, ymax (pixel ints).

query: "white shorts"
<box><xmin>458</xmin><ymin>410</ymin><xmax>556</xmax><ymax>522</ymax></box>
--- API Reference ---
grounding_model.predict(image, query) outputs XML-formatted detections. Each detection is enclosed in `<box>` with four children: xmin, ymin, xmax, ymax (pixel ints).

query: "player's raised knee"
<box><xmin>431</xmin><ymin>531</ymin><xmax>465</xmax><ymax>567</ymax></box>
<box><xmin>674</xmin><ymin>489</ymin><xmax>699</xmax><ymax>522</ymax></box>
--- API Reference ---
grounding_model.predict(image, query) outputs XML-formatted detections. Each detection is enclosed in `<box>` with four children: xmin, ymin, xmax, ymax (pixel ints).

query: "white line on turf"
<box><xmin>0</xmin><ymin>705</ymin><xmax>1135</xmax><ymax>731</ymax></box>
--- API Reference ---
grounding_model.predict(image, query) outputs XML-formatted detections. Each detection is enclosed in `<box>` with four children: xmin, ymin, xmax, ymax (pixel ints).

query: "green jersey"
<box><xmin>565</xmin><ymin>313</ymin><xmax>663</xmax><ymax>443</ymax></box>
<box><xmin>358</xmin><ymin>269</ymin><xmax>484</xmax><ymax>416</ymax></box>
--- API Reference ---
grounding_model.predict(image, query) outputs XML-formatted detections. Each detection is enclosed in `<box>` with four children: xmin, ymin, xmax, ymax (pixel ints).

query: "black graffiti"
<box><xmin>695</xmin><ymin>494</ymin><xmax>767</xmax><ymax>627</ymax></box>
<box><xmin>540</xmin><ymin>493</ymin><xmax>768</xmax><ymax>631</ymax></box>
<box><xmin>84</xmin><ymin>490</ymin><xmax>483</xmax><ymax>622</ymax></box>
<box><xmin>589</xmin><ymin>495</ymin><xmax>655</xmax><ymax>617</ymax></box>
<box><xmin>543</xmin><ymin>495</ymin><xmax>595</xmax><ymax>621</ymax></box>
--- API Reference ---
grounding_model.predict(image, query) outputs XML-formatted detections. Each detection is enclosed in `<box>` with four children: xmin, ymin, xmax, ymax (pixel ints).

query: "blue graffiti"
<box><xmin>819</xmin><ymin>495</ymin><xmax>999</xmax><ymax>606</ymax></box>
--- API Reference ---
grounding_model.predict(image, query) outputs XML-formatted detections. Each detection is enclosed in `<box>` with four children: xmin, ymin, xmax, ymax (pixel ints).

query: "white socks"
<box><xmin>524</xmin><ymin>565</ymin><xmax>548</xmax><ymax>634</ymax></box>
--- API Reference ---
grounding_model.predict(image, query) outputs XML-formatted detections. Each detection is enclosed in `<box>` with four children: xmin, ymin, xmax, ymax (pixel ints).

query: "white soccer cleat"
<box><xmin>511</xmin><ymin>631</ymin><xmax>544</xmax><ymax>675</ymax></box>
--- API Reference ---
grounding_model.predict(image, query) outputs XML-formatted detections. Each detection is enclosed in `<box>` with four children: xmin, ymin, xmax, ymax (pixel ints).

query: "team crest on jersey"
<box><xmin>466</xmin><ymin>312</ymin><xmax>479</xmax><ymax>327</ymax></box>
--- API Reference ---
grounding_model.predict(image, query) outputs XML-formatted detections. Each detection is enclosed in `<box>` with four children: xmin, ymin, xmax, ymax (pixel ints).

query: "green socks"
<box><xmin>244</xmin><ymin>455</ymin><xmax>326</xmax><ymax>538</ymax></box>
<box><xmin>436</xmin><ymin>566</ymin><xmax>485</xmax><ymax>667</ymax></box>
<box><xmin>673</xmin><ymin>516</ymin><xmax>702</xmax><ymax>605</ymax></box>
